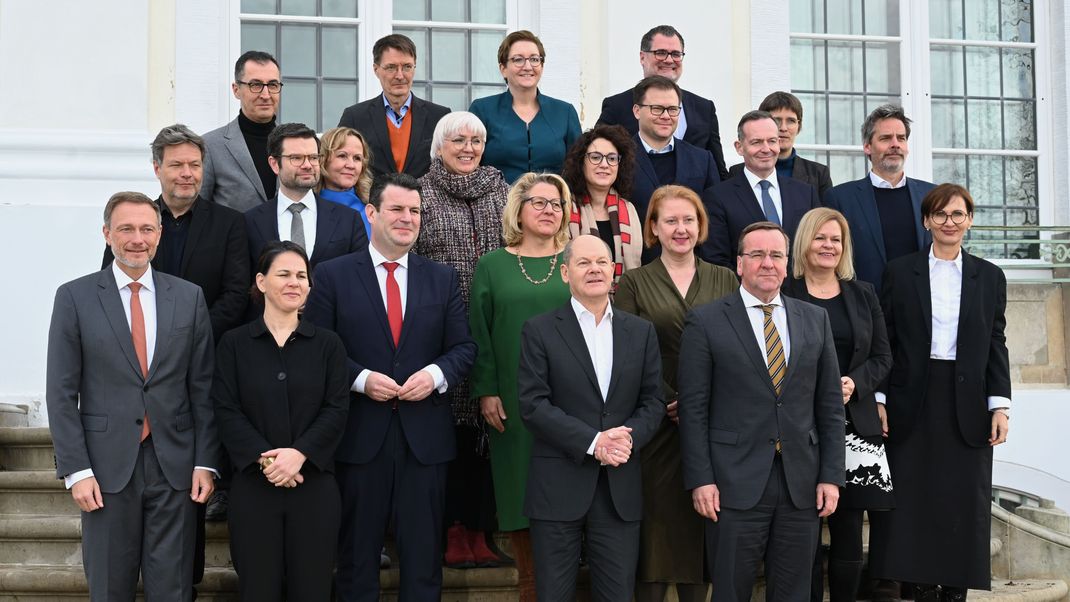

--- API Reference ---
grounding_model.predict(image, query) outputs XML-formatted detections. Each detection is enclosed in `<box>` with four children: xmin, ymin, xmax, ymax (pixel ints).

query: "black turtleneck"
<box><xmin>238</xmin><ymin>111</ymin><xmax>277</xmax><ymax>198</ymax></box>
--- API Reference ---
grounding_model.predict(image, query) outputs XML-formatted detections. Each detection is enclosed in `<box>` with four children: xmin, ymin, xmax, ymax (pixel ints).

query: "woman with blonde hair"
<box><xmin>318</xmin><ymin>126</ymin><xmax>374</xmax><ymax>237</ymax></box>
<box><xmin>469</xmin><ymin>172</ymin><xmax>572</xmax><ymax>600</ymax></box>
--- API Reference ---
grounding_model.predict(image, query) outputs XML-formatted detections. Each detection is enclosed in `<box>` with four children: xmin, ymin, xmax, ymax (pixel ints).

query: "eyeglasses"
<box><xmin>448</xmin><ymin>137</ymin><xmax>484</xmax><ymax>149</ymax></box>
<box><xmin>377</xmin><ymin>63</ymin><xmax>415</xmax><ymax>74</ymax></box>
<box><xmin>638</xmin><ymin>104</ymin><xmax>682</xmax><ymax>117</ymax></box>
<box><xmin>508</xmin><ymin>55</ymin><xmax>544</xmax><ymax>67</ymax></box>
<box><xmin>585</xmin><ymin>152</ymin><xmax>621</xmax><ymax>166</ymax></box>
<box><xmin>772</xmin><ymin>116</ymin><xmax>800</xmax><ymax>127</ymax></box>
<box><xmin>642</xmin><ymin>49</ymin><xmax>685</xmax><ymax>61</ymax></box>
<box><xmin>279</xmin><ymin>154</ymin><xmax>320</xmax><ymax>167</ymax></box>
<box><xmin>739</xmin><ymin>250</ymin><xmax>788</xmax><ymax>262</ymax></box>
<box><xmin>523</xmin><ymin>196</ymin><xmax>564</xmax><ymax>213</ymax></box>
<box><xmin>237</xmin><ymin>80</ymin><xmax>283</xmax><ymax>94</ymax></box>
<box><xmin>929</xmin><ymin>210</ymin><xmax>969</xmax><ymax>225</ymax></box>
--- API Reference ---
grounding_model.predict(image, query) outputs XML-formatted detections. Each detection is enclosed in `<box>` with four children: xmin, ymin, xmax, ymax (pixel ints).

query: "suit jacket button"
<box><xmin>776</xmin><ymin>402</ymin><xmax>783</xmax><ymax>407</ymax></box>
<box><xmin>277</xmin><ymin>372</ymin><xmax>287</xmax><ymax>381</ymax></box>
<box><xmin>602</xmin><ymin>411</ymin><xmax>609</xmax><ymax>417</ymax></box>
<box><xmin>143</xmin><ymin>385</ymin><xmax>149</xmax><ymax>392</ymax></box>
<box><xmin>135</xmin><ymin>418</ymin><xmax>143</xmax><ymax>425</ymax></box>
<box><xmin>958</xmin><ymin>376</ymin><xmax>965</xmax><ymax>383</ymax></box>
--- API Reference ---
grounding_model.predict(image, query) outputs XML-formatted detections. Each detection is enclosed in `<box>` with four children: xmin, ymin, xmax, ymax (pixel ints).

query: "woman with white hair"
<box><xmin>413</xmin><ymin>110</ymin><xmax>511</xmax><ymax>569</ymax></box>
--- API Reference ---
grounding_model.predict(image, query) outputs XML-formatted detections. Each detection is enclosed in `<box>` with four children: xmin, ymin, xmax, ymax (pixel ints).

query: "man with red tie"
<box><xmin>304</xmin><ymin>173</ymin><xmax>477</xmax><ymax>601</ymax></box>
<box><xmin>46</xmin><ymin>191</ymin><xmax>219</xmax><ymax>601</ymax></box>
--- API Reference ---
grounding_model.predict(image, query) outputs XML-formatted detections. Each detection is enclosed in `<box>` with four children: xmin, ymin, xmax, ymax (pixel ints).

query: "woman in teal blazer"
<box><xmin>469</xmin><ymin>30</ymin><xmax>581</xmax><ymax>184</ymax></box>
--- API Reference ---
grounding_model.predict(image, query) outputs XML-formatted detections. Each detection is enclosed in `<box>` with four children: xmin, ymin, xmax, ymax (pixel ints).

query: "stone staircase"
<box><xmin>0</xmin><ymin>426</ymin><xmax>1066</xmax><ymax>601</ymax></box>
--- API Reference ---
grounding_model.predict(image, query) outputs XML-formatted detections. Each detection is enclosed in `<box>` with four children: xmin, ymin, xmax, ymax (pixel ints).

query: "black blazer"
<box><xmin>212</xmin><ymin>319</ymin><xmax>349</xmax><ymax>474</ymax></box>
<box><xmin>517</xmin><ymin>303</ymin><xmax>665</xmax><ymax>522</ymax></box>
<box><xmin>337</xmin><ymin>93</ymin><xmax>451</xmax><ymax>179</ymax></box>
<box><xmin>703</xmin><ymin>170</ymin><xmax>820</xmax><ymax>269</ymax></box>
<box><xmin>880</xmin><ymin>249</ymin><xmax>1011</xmax><ymax>447</ymax></box>
<box><xmin>729</xmin><ymin>154</ymin><xmax>833</xmax><ymax>200</ymax></box>
<box><xmin>598</xmin><ymin>87</ymin><xmax>729</xmax><ymax>180</ymax></box>
<box><xmin>244</xmin><ymin>194</ymin><xmax>368</xmax><ymax>273</ymax></box>
<box><xmin>102</xmin><ymin>196</ymin><xmax>250</xmax><ymax>341</ymax></box>
<box><xmin>782</xmin><ymin>278</ymin><xmax>892</xmax><ymax>437</ymax></box>
<box><xmin>303</xmin><ymin>249</ymin><xmax>477</xmax><ymax>465</ymax></box>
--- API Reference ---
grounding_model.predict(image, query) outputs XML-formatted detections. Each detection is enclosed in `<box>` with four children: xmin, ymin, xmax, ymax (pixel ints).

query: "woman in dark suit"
<box><xmin>212</xmin><ymin>240</ymin><xmax>349</xmax><ymax>601</ymax></box>
<box><xmin>782</xmin><ymin>207</ymin><xmax>893</xmax><ymax>601</ymax></box>
<box><xmin>868</xmin><ymin>184</ymin><xmax>1011</xmax><ymax>601</ymax></box>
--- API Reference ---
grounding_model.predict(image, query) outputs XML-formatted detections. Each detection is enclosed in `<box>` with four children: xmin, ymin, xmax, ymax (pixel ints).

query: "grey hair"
<box><xmin>151</xmin><ymin>124</ymin><xmax>205</xmax><ymax>165</ymax></box>
<box><xmin>861</xmin><ymin>104</ymin><xmax>912</xmax><ymax>144</ymax></box>
<box><xmin>562</xmin><ymin>235</ymin><xmax>613</xmax><ymax>265</ymax></box>
<box><xmin>429</xmin><ymin>111</ymin><xmax>488</xmax><ymax>159</ymax></box>
<box><xmin>736</xmin><ymin>110</ymin><xmax>775</xmax><ymax>141</ymax></box>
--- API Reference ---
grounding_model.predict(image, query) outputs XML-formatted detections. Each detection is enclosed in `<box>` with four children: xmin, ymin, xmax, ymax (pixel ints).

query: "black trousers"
<box><xmin>335</xmin><ymin>413</ymin><xmax>448</xmax><ymax>602</ymax></box>
<box><xmin>228</xmin><ymin>466</ymin><xmax>340</xmax><ymax>602</ymax></box>
<box><xmin>706</xmin><ymin>457</ymin><xmax>819</xmax><ymax>602</ymax></box>
<box><xmin>444</xmin><ymin>424</ymin><xmax>497</xmax><ymax>532</ymax></box>
<box><xmin>530</xmin><ymin>469</ymin><xmax>641</xmax><ymax>602</ymax></box>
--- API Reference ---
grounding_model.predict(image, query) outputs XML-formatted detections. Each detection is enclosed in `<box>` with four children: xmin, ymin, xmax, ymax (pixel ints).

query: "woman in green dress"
<box><xmin>469</xmin><ymin>172</ymin><xmax>572</xmax><ymax>601</ymax></box>
<box><xmin>614</xmin><ymin>185</ymin><xmax>738</xmax><ymax>602</ymax></box>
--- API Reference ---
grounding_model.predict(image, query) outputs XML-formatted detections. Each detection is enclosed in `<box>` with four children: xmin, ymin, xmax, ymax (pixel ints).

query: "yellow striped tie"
<box><xmin>761</xmin><ymin>304</ymin><xmax>785</xmax><ymax>396</ymax></box>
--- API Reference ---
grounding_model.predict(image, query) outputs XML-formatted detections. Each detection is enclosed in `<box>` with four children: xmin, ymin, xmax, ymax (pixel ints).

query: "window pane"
<box><xmin>241</xmin><ymin>0</ymin><xmax>277</xmax><ymax>15</ymax></box>
<box><xmin>827</xmin><ymin>42</ymin><xmax>863</xmax><ymax>92</ymax></box>
<box><xmin>864</xmin><ymin>95</ymin><xmax>901</xmax><ymax>113</ymax></box>
<box><xmin>794</xmin><ymin>93</ymin><xmax>827</xmax><ymax>145</ymax></box>
<box><xmin>863</xmin><ymin>0</ymin><xmax>899</xmax><ymax>36</ymax></box>
<box><xmin>930</xmin><ymin>45</ymin><xmax>964</xmax><ymax>96</ymax></box>
<box><xmin>1004</xmin><ymin>100</ymin><xmax>1037</xmax><ymax>150</ymax></box>
<box><xmin>432</xmin><ymin>84</ymin><xmax>468</xmax><ymax>112</ymax></box>
<box><xmin>932</xmin><ymin>154</ymin><xmax>967</xmax><ymax>184</ymax></box>
<box><xmin>826</xmin><ymin>0</ymin><xmax>864</xmax><ymax>35</ymax></box>
<box><xmin>281</xmin><ymin>25</ymin><xmax>317</xmax><ymax>78</ymax></box>
<box><xmin>323</xmin><ymin>0</ymin><xmax>358</xmax><ymax>18</ymax></box>
<box><xmin>965</xmin><ymin>99</ymin><xmax>1004</xmax><ymax>149</ymax></box>
<box><xmin>827</xmin><ymin>95</ymin><xmax>866</xmax><ymax>145</ymax></box>
<box><xmin>967</xmin><ymin>155</ymin><xmax>1005</xmax><ymax>206</ymax></box>
<box><xmin>790</xmin><ymin>0</ymin><xmax>823</xmax><ymax>33</ymax></box>
<box><xmin>825</xmin><ymin>150</ymin><xmax>868</xmax><ymax>185</ymax></box>
<box><xmin>431</xmin><ymin>30</ymin><xmax>467</xmax><ymax>81</ymax></box>
<box><xmin>242</xmin><ymin>23</ymin><xmax>277</xmax><ymax>57</ymax></box>
<box><xmin>472</xmin><ymin>31</ymin><xmax>504</xmax><ymax>82</ymax></box>
<box><xmin>471</xmin><ymin>0</ymin><xmax>506</xmax><ymax>24</ymax></box>
<box><xmin>281</xmin><ymin>79</ymin><xmax>317</xmax><ymax>128</ymax></box>
<box><xmin>929</xmin><ymin>0</ymin><xmax>962</xmax><ymax>39</ymax></box>
<box><xmin>1001</xmin><ymin>0</ymin><xmax>1034</xmax><ymax>43</ymax></box>
<box><xmin>432</xmin><ymin>0</ymin><xmax>466</xmax><ymax>22</ymax></box>
<box><xmin>965</xmin><ymin>0</ymin><xmax>1000</xmax><ymax>41</ymax></box>
<box><xmin>280</xmin><ymin>0</ymin><xmax>315</xmax><ymax>17</ymax></box>
<box><xmin>790</xmin><ymin>39</ymin><xmax>826</xmax><ymax>92</ymax></box>
<box><xmin>1006</xmin><ymin>156</ymin><xmax>1038</xmax><ymax>207</ymax></box>
<box><xmin>322</xmin><ymin>27</ymin><xmax>358</xmax><ymax>78</ymax></box>
<box><xmin>394</xmin><ymin>0</ymin><xmax>427</xmax><ymax>20</ymax></box>
<box><xmin>931</xmin><ymin>98</ymin><xmax>966</xmax><ymax>148</ymax></box>
<box><xmin>471</xmin><ymin>84</ymin><xmax>505</xmax><ymax>104</ymax></box>
<box><xmin>964</xmin><ymin>46</ymin><xmax>1001</xmax><ymax>97</ymax></box>
<box><xmin>864</xmin><ymin>43</ymin><xmax>900</xmax><ymax>94</ymax></box>
<box><xmin>323</xmin><ymin>82</ymin><xmax>358</xmax><ymax>131</ymax></box>
<box><xmin>1002</xmin><ymin>48</ymin><xmax>1035</xmax><ymax>99</ymax></box>
<box><xmin>410</xmin><ymin>83</ymin><xmax>429</xmax><ymax>100</ymax></box>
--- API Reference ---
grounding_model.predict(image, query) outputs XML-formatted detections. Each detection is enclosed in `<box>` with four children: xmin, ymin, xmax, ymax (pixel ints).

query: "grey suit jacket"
<box><xmin>201</xmin><ymin>117</ymin><xmax>272</xmax><ymax>212</ymax></box>
<box><xmin>677</xmin><ymin>291</ymin><xmax>845</xmax><ymax>510</ymax></box>
<box><xmin>46</xmin><ymin>267</ymin><xmax>220</xmax><ymax>493</ymax></box>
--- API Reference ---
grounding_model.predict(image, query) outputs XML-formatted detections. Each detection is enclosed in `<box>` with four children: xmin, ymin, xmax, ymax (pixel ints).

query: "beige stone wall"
<box><xmin>1008</xmin><ymin>283</ymin><xmax>1069</xmax><ymax>387</ymax></box>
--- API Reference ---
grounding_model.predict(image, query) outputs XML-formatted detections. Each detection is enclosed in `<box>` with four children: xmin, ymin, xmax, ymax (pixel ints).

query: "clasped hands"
<box><xmin>594</xmin><ymin>426</ymin><xmax>633</xmax><ymax>467</ymax></box>
<box><xmin>260</xmin><ymin>448</ymin><xmax>306</xmax><ymax>488</ymax></box>
<box><xmin>365</xmin><ymin>370</ymin><xmax>435</xmax><ymax>403</ymax></box>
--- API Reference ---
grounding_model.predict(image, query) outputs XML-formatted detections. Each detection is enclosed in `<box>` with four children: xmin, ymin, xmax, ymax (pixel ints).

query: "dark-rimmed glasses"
<box><xmin>929</xmin><ymin>210</ymin><xmax>969</xmax><ymax>225</ymax></box>
<box><xmin>642</xmin><ymin>49</ymin><xmax>685</xmax><ymax>61</ymax></box>
<box><xmin>237</xmin><ymin>80</ymin><xmax>283</xmax><ymax>94</ymax></box>
<box><xmin>508</xmin><ymin>56</ymin><xmax>544</xmax><ymax>67</ymax></box>
<box><xmin>638</xmin><ymin>104</ymin><xmax>682</xmax><ymax>117</ymax></box>
<box><xmin>585</xmin><ymin>152</ymin><xmax>621</xmax><ymax>166</ymax></box>
<box><xmin>523</xmin><ymin>196</ymin><xmax>564</xmax><ymax>213</ymax></box>
<box><xmin>279</xmin><ymin>154</ymin><xmax>320</xmax><ymax>167</ymax></box>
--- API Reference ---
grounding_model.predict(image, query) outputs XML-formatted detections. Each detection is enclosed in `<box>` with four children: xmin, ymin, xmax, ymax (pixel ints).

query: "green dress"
<box><xmin>469</xmin><ymin>248</ymin><xmax>571</xmax><ymax>531</ymax></box>
<box><xmin>614</xmin><ymin>257</ymin><xmax>738</xmax><ymax>584</ymax></box>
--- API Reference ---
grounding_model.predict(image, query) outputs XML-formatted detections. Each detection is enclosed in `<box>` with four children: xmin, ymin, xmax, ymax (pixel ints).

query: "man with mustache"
<box><xmin>824</xmin><ymin>105</ymin><xmax>935</xmax><ymax>292</ymax></box>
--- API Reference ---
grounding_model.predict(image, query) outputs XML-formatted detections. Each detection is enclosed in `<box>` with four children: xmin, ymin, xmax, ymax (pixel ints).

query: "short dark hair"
<box><xmin>103</xmin><ymin>191</ymin><xmax>161</xmax><ymax>227</ymax></box>
<box><xmin>758</xmin><ymin>91</ymin><xmax>804</xmax><ymax>123</ymax></box>
<box><xmin>862</xmin><ymin>104</ymin><xmax>912</xmax><ymax>144</ymax></box>
<box><xmin>640</xmin><ymin>25</ymin><xmax>685</xmax><ymax>51</ymax></box>
<box><xmin>632</xmin><ymin>75</ymin><xmax>681</xmax><ymax>107</ymax></box>
<box><xmin>368</xmin><ymin>172</ymin><xmax>422</xmax><ymax>210</ymax></box>
<box><xmin>921</xmin><ymin>183</ymin><xmax>975</xmax><ymax>216</ymax></box>
<box><xmin>151</xmin><ymin>124</ymin><xmax>204</xmax><ymax>165</ymax></box>
<box><xmin>561</xmin><ymin>125</ymin><xmax>635</xmax><ymax>202</ymax></box>
<box><xmin>497</xmin><ymin>30</ymin><xmax>546</xmax><ymax>67</ymax></box>
<box><xmin>737</xmin><ymin>110</ymin><xmax>776</xmax><ymax>141</ymax></box>
<box><xmin>267</xmin><ymin>123</ymin><xmax>319</xmax><ymax>159</ymax></box>
<box><xmin>373</xmin><ymin>34</ymin><xmax>417</xmax><ymax>64</ymax></box>
<box><xmin>234</xmin><ymin>50</ymin><xmax>279</xmax><ymax>82</ymax></box>
<box><xmin>252</xmin><ymin>240</ymin><xmax>311</xmax><ymax>302</ymax></box>
<box><xmin>737</xmin><ymin>221</ymin><xmax>790</xmax><ymax>256</ymax></box>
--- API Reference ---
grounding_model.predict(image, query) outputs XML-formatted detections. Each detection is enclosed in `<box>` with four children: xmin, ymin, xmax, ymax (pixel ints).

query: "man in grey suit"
<box><xmin>46</xmin><ymin>191</ymin><xmax>220</xmax><ymax>601</ymax></box>
<box><xmin>201</xmin><ymin>50</ymin><xmax>282</xmax><ymax>212</ymax></box>
<box><xmin>677</xmin><ymin>222</ymin><xmax>845</xmax><ymax>602</ymax></box>
<box><xmin>518</xmin><ymin>234</ymin><xmax>665</xmax><ymax>601</ymax></box>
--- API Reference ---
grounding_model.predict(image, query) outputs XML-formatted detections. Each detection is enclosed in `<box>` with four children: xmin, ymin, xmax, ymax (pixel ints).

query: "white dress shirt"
<box><xmin>351</xmin><ymin>243</ymin><xmax>447</xmax><ymax>395</ymax></box>
<box><xmin>869</xmin><ymin>170</ymin><xmax>907</xmax><ymax>189</ymax></box>
<box><xmin>743</xmin><ymin>167</ymin><xmax>783</xmax><ymax>224</ymax></box>
<box><xmin>739</xmin><ymin>286</ymin><xmax>791</xmax><ymax>367</ymax></box>
<box><xmin>638</xmin><ymin>134</ymin><xmax>676</xmax><ymax>155</ymax></box>
<box><xmin>571</xmin><ymin>297</ymin><xmax>615</xmax><ymax>456</ymax></box>
<box><xmin>276</xmin><ymin>189</ymin><xmax>318</xmax><ymax>256</ymax></box>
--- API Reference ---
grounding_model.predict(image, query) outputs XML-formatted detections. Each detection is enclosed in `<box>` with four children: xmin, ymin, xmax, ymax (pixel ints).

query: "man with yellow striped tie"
<box><xmin>676</xmin><ymin>221</ymin><xmax>846</xmax><ymax>602</ymax></box>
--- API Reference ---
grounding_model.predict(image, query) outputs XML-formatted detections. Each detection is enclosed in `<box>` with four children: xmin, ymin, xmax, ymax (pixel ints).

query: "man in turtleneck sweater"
<box><xmin>825</xmin><ymin>105</ymin><xmax>935</xmax><ymax>292</ymax></box>
<box><xmin>201</xmin><ymin>50</ymin><xmax>281</xmax><ymax>212</ymax></box>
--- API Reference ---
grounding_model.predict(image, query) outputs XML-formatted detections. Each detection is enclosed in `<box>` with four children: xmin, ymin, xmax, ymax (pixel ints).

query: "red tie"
<box><xmin>383</xmin><ymin>262</ymin><xmax>403</xmax><ymax>347</ymax></box>
<box><xmin>128</xmin><ymin>282</ymin><xmax>151</xmax><ymax>442</ymax></box>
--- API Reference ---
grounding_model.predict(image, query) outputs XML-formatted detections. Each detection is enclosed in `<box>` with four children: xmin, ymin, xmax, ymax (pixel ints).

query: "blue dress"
<box><xmin>469</xmin><ymin>88</ymin><xmax>581</xmax><ymax>184</ymax></box>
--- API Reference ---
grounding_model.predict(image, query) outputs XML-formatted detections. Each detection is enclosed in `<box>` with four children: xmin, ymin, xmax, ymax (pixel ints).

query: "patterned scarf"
<box><xmin>567</xmin><ymin>192</ymin><xmax>643</xmax><ymax>289</ymax></box>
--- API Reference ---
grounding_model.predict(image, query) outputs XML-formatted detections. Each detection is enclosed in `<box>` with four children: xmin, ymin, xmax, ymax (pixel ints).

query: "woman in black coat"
<box><xmin>782</xmin><ymin>207</ymin><xmax>893</xmax><ymax>602</ymax></box>
<box><xmin>868</xmin><ymin>184</ymin><xmax>1011</xmax><ymax>601</ymax></box>
<box><xmin>212</xmin><ymin>240</ymin><xmax>349</xmax><ymax>602</ymax></box>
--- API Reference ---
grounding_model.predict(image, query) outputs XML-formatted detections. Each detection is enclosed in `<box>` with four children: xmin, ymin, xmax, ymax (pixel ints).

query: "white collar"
<box><xmin>571</xmin><ymin>296</ymin><xmax>613</xmax><ymax>324</ymax></box>
<box><xmin>276</xmin><ymin>189</ymin><xmax>317</xmax><ymax>218</ymax></box>
<box><xmin>112</xmin><ymin>260</ymin><xmax>155</xmax><ymax>292</ymax></box>
<box><xmin>743</xmin><ymin>167</ymin><xmax>778</xmax><ymax>191</ymax></box>
<box><xmin>869</xmin><ymin>170</ymin><xmax>907</xmax><ymax>189</ymax></box>
<box><xmin>927</xmin><ymin>245</ymin><xmax>963</xmax><ymax>272</ymax></box>
<box><xmin>369</xmin><ymin>241</ymin><xmax>410</xmax><ymax>269</ymax></box>
<box><xmin>739</xmin><ymin>284</ymin><xmax>783</xmax><ymax>309</ymax></box>
<box><xmin>638</xmin><ymin>134</ymin><xmax>675</xmax><ymax>155</ymax></box>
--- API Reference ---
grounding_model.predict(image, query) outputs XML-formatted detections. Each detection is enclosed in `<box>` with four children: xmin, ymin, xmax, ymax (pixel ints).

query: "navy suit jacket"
<box><xmin>598</xmin><ymin>88</ymin><xmax>729</xmax><ymax>180</ymax></box>
<box><xmin>703</xmin><ymin>170</ymin><xmax>820</xmax><ymax>269</ymax></box>
<box><xmin>244</xmin><ymin>193</ymin><xmax>368</xmax><ymax>272</ymax></box>
<box><xmin>824</xmin><ymin>176</ymin><xmax>935</xmax><ymax>290</ymax></box>
<box><xmin>303</xmin><ymin>250</ymin><xmax>477</xmax><ymax>465</ymax></box>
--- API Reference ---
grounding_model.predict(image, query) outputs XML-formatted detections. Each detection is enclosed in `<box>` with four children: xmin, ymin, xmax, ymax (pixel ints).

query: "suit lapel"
<box><xmin>96</xmin><ymin>270</ymin><xmax>146</xmax><ymax>381</ymax></box>
<box><xmin>724</xmin><ymin>294</ymin><xmax>775</xmax><ymax>394</ymax></box>
<box><xmin>734</xmin><ymin>174</ymin><xmax>765</xmax><ymax>223</ymax></box>
<box><xmin>604</xmin><ymin>312</ymin><xmax>629</xmax><ymax>403</ymax></box>
<box><xmin>554</xmin><ymin>307</ymin><xmax>601</xmax><ymax>395</ymax></box>
<box><xmin>402</xmin><ymin>96</ymin><xmax>428</xmax><ymax>173</ymax></box>
<box><xmin>840</xmin><ymin>282</ymin><xmax>869</xmax><ymax>371</ymax></box>
<box><xmin>311</xmin><ymin>195</ymin><xmax>338</xmax><ymax>265</ymax></box>
<box><xmin>633</xmin><ymin>135</ymin><xmax>658</xmax><ymax>187</ymax></box>
<box><xmin>396</xmin><ymin>254</ymin><xmax>420</xmax><ymax>351</ymax></box>
<box><xmin>367</xmin><ymin>96</ymin><xmax>395</xmax><ymax>173</ymax></box>
<box><xmin>777</xmin><ymin>176</ymin><xmax>804</xmax><ymax>231</ymax></box>
<box><xmin>856</xmin><ymin>179</ymin><xmax>886</xmax><ymax>263</ymax></box>
<box><xmin>253</xmin><ymin>199</ymin><xmax>281</xmax><ymax>242</ymax></box>
<box><xmin>149</xmin><ymin>275</ymin><xmax>174</xmax><ymax>381</ymax></box>
<box><xmin>178</xmin><ymin>198</ymin><xmax>208</xmax><ymax>275</ymax></box>
<box><xmin>907</xmin><ymin>179</ymin><xmax>932</xmax><ymax>250</ymax></box>
<box><xmin>224</xmin><ymin>119</ymin><xmax>267</xmax><ymax>200</ymax></box>
<box><xmin>911</xmin><ymin>252</ymin><xmax>934</xmax><ymax>340</ymax></box>
<box><xmin>781</xmin><ymin>297</ymin><xmax>805</xmax><ymax>388</ymax></box>
<box><xmin>353</xmin><ymin>253</ymin><xmax>395</xmax><ymax>348</ymax></box>
<box><xmin>957</xmin><ymin>252</ymin><xmax>979</xmax><ymax>339</ymax></box>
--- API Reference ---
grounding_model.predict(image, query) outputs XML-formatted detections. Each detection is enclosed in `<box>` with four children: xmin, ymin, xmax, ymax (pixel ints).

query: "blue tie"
<box><xmin>759</xmin><ymin>180</ymin><xmax>781</xmax><ymax>225</ymax></box>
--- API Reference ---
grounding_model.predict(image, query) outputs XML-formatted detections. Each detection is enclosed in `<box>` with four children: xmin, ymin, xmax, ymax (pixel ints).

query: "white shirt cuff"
<box><xmin>195</xmin><ymin>466</ymin><xmax>219</xmax><ymax>478</ymax></box>
<box><xmin>988</xmin><ymin>396</ymin><xmax>1011</xmax><ymax>412</ymax></box>
<box><xmin>64</xmin><ymin>468</ymin><xmax>94</xmax><ymax>489</ymax></box>
<box><xmin>875</xmin><ymin>392</ymin><xmax>886</xmax><ymax>405</ymax></box>
<box><xmin>353</xmin><ymin>369</ymin><xmax>371</xmax><ymax>394</ymax></box>
<box><xmin>587</xmin><ymin>434</ymin><xmax>599</xmax><ymax>456</ymax></box>
<box><xmin>423</xmin><ymin>364</ymin><xmax>448</xmax><ymax>393</ymax></box>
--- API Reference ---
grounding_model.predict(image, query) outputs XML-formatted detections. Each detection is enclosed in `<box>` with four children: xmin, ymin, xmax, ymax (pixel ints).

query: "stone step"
<box><xmin>0</xmin><ymin>404</ymin><xmax>30</xmax><ymax>429</ymax></box>
<box><xmin>0</xmin><ymin>427</ymin><xmax>53</xmax><ymax>471</ymax></box>
<box><xmin>0</xmin><ymin>471</ymin><xmax>74</xmax><ymax>515</ymax></box>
